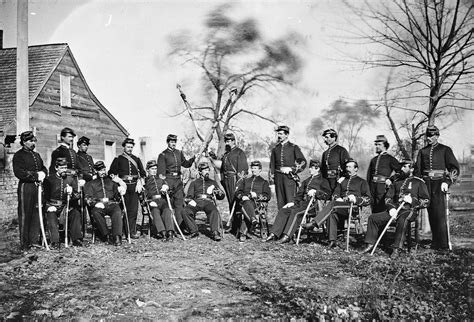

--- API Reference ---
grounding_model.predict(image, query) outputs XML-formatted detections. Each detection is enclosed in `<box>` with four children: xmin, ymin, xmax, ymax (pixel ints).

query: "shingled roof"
<box><xmin>0</xmin><ymin>43</ymin><xmax>128</xmax><ymax>135</ymax></box>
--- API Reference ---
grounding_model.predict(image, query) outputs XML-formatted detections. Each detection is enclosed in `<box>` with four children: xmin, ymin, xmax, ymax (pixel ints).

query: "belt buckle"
<box><xmin>101</xmin><ymin>198</ymin><xmax>109</xmax><ymax>203</ymax></box>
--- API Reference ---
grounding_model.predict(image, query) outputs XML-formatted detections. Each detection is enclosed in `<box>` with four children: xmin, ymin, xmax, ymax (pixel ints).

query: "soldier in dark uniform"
<box><xmin>49</xmin><ymin>127</ymin><xmax>80</xmax><ymax>178</ymax></box>
<box><xmin>84</xmin><ymin>161</ymin><xmax>127</xmax><ymax>246</ymax></box>
<box><xmin>144</xmin><ymin>160</ymin><xmax>175</xmax><ymax>242</ymax></box>
<box><xmin>209</xmin><ymin>132</ymin><xmax>249</xmax><ymax>210</ymax></box>
<box><xmin>109</xmin><ymin>138</ymin><xmax>146</xmax><ymax>238</ymax></box>
<box><xmin>366</xmin><ymin>135</ymin><xmax>401</xmax><ymax>212</ymax></box>
<box><xmin>266</xmin><ymin>160</ymin><xmax>331</xmax><ymax>243</ymax></box>
<box><xmin>414</xmin><ymin>125</ymin><xmax>460</xmax><ymax>250</ymax></box>
<box><xmin>12</xmin><ymin>131</ymin><xmax>48</xmax><ymax>250</ymax></box>
<box><xmin>157</xmin><ymin>134</ymin><xmax>196</xmax><ymax>226</ymax></box>
<box><xmin>270</xmin><ymin>125</ymin><xmax>307</xmax><ymax>210</ymax></box>
<box><xmin>181</xmin><ymin>163</ymin><xmax>226</xmax><ymax>241</ymax></box>
<box><xmin>307</xmin><ymin>158</ymin><xmax>371</xmax><ymax>248</ymax></box>
<box><xmin>361</xmin><ymin>159</ymin><xmax>430</xmax><ymax>257</ymax></box>
<box><xmin>320</xmin><ymin>129</ymin><xmax>350</xmax><ymax>193</ymax></box>
<box><xmin>233</xmin><ymin>160</ymin><xmax>271</xmax><ymax>242</ymax></box>
<box><xmin>76</xmin><ymin>136</ymin><xmax>95</xmax><ymax>182</ymax></box>
<box><xmin>43</xmin><ymin>158</ymin><xmax>83</xmax><ymax>248</ymax></box>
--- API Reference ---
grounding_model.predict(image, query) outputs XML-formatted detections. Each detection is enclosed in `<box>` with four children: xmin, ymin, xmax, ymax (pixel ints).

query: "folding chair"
<box><xmin>255</xmin><ymin>201</ymin><xmax>269</xmax><ymax>239</ymax></box>
<box><xmin>139</xmin><ymin>198</ymin><xmax>153</xmax><ymax>238</ymax></box>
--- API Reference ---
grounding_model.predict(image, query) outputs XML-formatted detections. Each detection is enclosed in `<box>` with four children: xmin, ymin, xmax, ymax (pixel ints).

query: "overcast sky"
<box><xmin>0</xmin><ymin>0</ymin><xmax>472</xmax><ymax>160</ymax></box>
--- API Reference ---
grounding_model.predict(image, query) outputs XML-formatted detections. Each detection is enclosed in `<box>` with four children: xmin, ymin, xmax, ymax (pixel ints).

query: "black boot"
<box><xmin>265</xmin><ymin>233</ymin><xmax>277</xmax><ymax>242</ymax></box>
<box><xmin>166</xmin><ymin>230</ymin><xmax>175</xmax><ymax>242</ymax></box>
<box><xmin>114</xmin><ymin>235</ymin><xmax>122</xmax><ymax>246</ymax></box>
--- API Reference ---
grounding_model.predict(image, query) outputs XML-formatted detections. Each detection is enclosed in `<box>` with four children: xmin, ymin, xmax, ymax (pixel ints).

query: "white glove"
<box><xmin>118</xmin><ymin>186</ymin><xmax>126</xmax><ymax>195</ymax></box>
<box><xmin>250</xmin><ymin>191</ymin><xmax>257</xmax><ymax>198</ymax></box>
<box><xmin>441</xmin><ymin>182</ymin><xmax>449</xmax><ymax>192</ymax></box>
<box><xmin>347</xmin><ymin>194</ymin><xmax>356</xmax><ymax>203</ymax></box>
<box><xmin>135</xmin><ymin>179</ymin><xmax>144</xmax><ymax>193</ymax></box>
<box><xmin>280</xmin><ymin>167</ymin><xmax>292</xmax><ymax>174</ymax></box>
<box><xmin>242</xmin><ymin>196</ymin><xmax>250</xmax><ymax>201</ymax></box>
<box><xmin>149</xmin><ymin>201</ymin><xmax>158</xmax><ymax>207</ymax></box>
<box><xmin>283</xmin><ymin>202</ymin><xmax>294</xmax><ymax>208</ymax></box>
<box><xmin>389</xmin><ymin>208</ymin><xmax>397</xmax><ymax>218</ymax></box>
<box><xmin>206</xmin><ymin>185</ymin><xmax>215</xmax><ymax>194</ymax></box>
<box><xmin>385</xmin><ymin>179</ymin><xmax>392</xmax><ymax>186</ymax></box>
<box><xmin>47</xmin><ymin>206</ymin><xmax>57</xmax><ymax>212</ymax></box>
<box><xmin>95</xmin><ymin>202</ymin><xmax>105</xmax><ymax>209</ymax></box>
<box><xmin>403</xmin><ymin>194</ymin><xmax>412</xmax><ymax>204</ymax></box>
<box><xmin>337</xmin><ymin>177</ymin><xmax>345</xmax><ymax>184</ymax></box>
<box><xmin>37</xmin><ymin>171</ymin><xmax>46</xmax><ymax>182</ymax></box>
<box><xmin>65</xmin><ymin>185</ymin><xmax>73</xmax><ymax>194</ymax></box>
<box><xmin>188</xmin><ymin>200</ymin><xmax>197</xmax><ymax>207</ymax></box>
<box><xmin>336</xmin><ymin>198</ymin><xmax>344</xmax><ymax>202</ymax></box>
<box><xmin>307</xmin><ymin>189</ymin><xmax>316</xmax><ymax>197</ymax></box>
<box><xmin>160</xmin><ymin>184</ymin><xmax>169</xmax><ymax>192</ymax></box>
<box><xmin>78</xmin><ymin>179</ymin><xmax>86</xmax><ymax>187</ymax></box>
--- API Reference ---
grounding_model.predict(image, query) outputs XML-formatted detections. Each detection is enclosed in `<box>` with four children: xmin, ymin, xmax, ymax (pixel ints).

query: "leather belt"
<box><xmin>120</xmin><ymin>175</ymin><xmax>138</xmax><ymax>183</ymax></box>
<box><xmin>166</xmin><ymin>172</ymin><xmax>181</xmax><ymax>177</ymax></box>
<box><xmin>423</xmin><ymin>170</ymin><xmax>445</xmax><ymax>179</ymax></box>
<box><xmin>372</xmin><ymin>175</ymin><xmax>388</xmax><ymax>183</ymax></box>
<box><xmin>327</xmin><ymin>169</ymin><xmax>338</xmax><ymax>178</ymax></box>
<box><xmin>48</xmin><ymin>199</ymin><xmax>63</xmax><ymax>206</ymax></box>
<box><xmin>100</xmin><ymin>198</ymin><xmax>110</xmax><ymax>203</ymax></box>
<box><xmin>196</xmin><ymin>194</ymin><xmax>210</xmax><ymax>200</ymax></box>
<box><xmin>151</xmin><ymin>194</ymin><xmax>162</xmax><ymax>200</ymax></box>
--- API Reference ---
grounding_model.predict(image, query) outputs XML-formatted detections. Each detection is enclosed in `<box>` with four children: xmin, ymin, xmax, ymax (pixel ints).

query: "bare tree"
<box><xmin>346</xmin><ymin>0</ymin><xmax>474</xmax><ymax>126</ymax></box>
<box><xmin>169</xmin><ymin>4</ymin><xmax>304</xmax><ymax>155</ymax></box>
<box><xmin>306</xmin><ymin>99</ymin><xmax>380</xmax><ymax>153</ymax></box>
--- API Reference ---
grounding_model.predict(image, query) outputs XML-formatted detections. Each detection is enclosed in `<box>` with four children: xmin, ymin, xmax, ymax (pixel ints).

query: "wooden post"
<box><xmin>17</xmin><ymin>0</ymin><xmax>29</xmax><ymax>134</ymax></box>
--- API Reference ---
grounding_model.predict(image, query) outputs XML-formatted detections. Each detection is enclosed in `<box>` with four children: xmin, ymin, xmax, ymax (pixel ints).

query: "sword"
<box><xmin>345</xmin><ymin>202</ymin><xmax>354</xmax><ymax>252</ymax></box>
<box><xmin>370</xmin><ymin>202</ymin><xmax>406</xmax><ymax>255</ymax></box>
<box><xmin>296</xmin><ymin>195</ymin><xmax>316</xmax><ymax>245</ymax></box>
<box><xmin>121</xmin><ymin>195</ymin><xmax>132</xmax><ymax>244</ymax></box>
<box><xmin>65</xmin><ymin>193</ymin><xmax>70</xmax><ymax>248</ymax></box>
<box><xmin>165</xmin><ymin>191</ymin><xmax>186</xmax><ymax>240</ymax></box>
<box><xmin>445</xmin><ymin>192</ymin><xmax>452</xmax><ymax>251</ymax></box>
<box><xmin>37</xmin><ymin>183</ymin><xmax>50</xmax><ymax>251</ymax></box>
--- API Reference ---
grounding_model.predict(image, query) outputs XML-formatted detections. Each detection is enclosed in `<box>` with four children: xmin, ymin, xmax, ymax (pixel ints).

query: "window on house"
<box><xmin>104</xmin><ymin>140</ymin><xmax>116</xmax><ymax>168</ymax></box>
<box><xmin>60</xmin><ymin>74</ymin><xmax>71</xmax><ymax>107</ymax></box>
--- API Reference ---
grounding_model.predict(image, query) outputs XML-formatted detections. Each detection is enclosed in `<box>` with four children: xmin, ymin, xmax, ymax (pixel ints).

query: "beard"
<box><xmin>203</xmin><ymin>173</ymin><xmax>210</xmax><ymax>179</ymax></box>
<box><xmin>225</xmin><ymin>145</ymin><xmax>231</xmax><ymax>152</ymax></box>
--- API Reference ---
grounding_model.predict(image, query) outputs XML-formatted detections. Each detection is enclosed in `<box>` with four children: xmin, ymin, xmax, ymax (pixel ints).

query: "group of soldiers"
<box><xmin>13</xmin><ymin>123</ymin><xmax>459</xmax><ymax>256</ymax></box>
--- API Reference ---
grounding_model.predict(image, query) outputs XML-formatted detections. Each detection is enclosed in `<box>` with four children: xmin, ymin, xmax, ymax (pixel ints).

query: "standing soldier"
<box><xmin>76</xmin><ymin>136</ymin><xmax>95</xmax><ymax>182</ymax></box>
<box><xmin>43</xmin><ymin>158</ymin><xmax>83</xmax><ymax>248</ymax></box>
<box><xmin>361</xmin><ymin>159</ymin><xmax>430</xmax><ymax>257</ymax></box>
<box><xmin>157</xmin><ymin>134</ymin><xmax>196</xmax><ymax>226</ymax></box>
<box><xmin>414</xmin><ymin>125</ymin><xmax>459</xmax><ymax>250</ymax></box>
<box><xmin>270</xmin><ymin>125</ymin><xmax>307</xmax><ymax>210</ymax></box>
<box><xmin>181</xmin><ymin>163</ymin><xmax>226</xmax><ymax>241</ymax></box>
<box><xmin>49</xmin><ymin>127</ymin><xmax>80</xmax><ymax>178</ymax></box>
<box><xmin>84</xmin><ymin>161</ymin><xmax>127</xmax><ymax>246</ymax></box>
<box><xmin>109</xmin><ymin>138</ymin><xmax>146</xmax><ymax>239</ymax></box>
<box><xmin>144</xmin><ymin>160</ymin><xmax>175</xmax><ymax>242</ymax></box>
<box><xmin>320</xmin><ymin>129</ymin><xmax>350</xmax><ymax>193</ymax></box>
<box><xmin>266</xmin><ymin>160</ymin><xmax>331</xmax><ymax>243</ymax></box>
<box><xmin>13</xmin><ymin>131</ymin><xmax>48</xmax><ymax>250</ymax></box>
<box><xmin>209</xmin><ymin>133</ymin><xmax>248</xmax><ymax>210</ymax></box>
<box><xmin>366</xmin><ymin>135</ymin><xmax>401</xmax><ymax>212</ymax></box>
<box><xmin>233</xmin><ymin>160</ymin><xmax>271</xmax><ymax>242</ymax></box>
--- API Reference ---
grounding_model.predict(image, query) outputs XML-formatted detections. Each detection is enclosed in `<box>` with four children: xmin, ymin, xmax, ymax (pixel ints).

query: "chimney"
<box><xmin>0</xmin><ymin>30</ymin><xmax>3</xmax><ymax>50</ymax></box>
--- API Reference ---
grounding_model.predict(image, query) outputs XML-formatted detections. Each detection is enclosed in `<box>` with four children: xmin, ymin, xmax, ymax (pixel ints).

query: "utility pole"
<box><xmin>17</xmin><ymin>0</ymin><xmax>29</xmax><ymax>134</ymax></box>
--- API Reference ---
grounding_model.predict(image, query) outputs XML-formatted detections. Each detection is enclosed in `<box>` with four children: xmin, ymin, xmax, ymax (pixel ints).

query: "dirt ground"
<box><xmin>0</xmin><ymin>207</ymin><xmax>472</xmax><ymax>320</ymax></box>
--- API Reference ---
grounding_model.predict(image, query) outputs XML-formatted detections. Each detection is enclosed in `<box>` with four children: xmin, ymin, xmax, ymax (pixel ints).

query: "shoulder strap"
<box><xmin>121</xmin><ymin>153</ymin><xmax>141</xmax><ymax>178</ymax></box>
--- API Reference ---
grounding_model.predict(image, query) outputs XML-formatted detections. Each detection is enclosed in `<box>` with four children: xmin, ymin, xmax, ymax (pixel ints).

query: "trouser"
<box><xmin>181</xmin><ymin>199</ymin><xmax>221</xmax><ymax>234</ymax></box>
<box><xmin>46</xmin><ymin>206</ymin><xmax>82</xmax><ymax>243</ymax></box>
<box><xmin>221</xmin><ymin>175</ymin><xmax>237</xmax><ymax>210</ymax></box>
<box><xmin>271</xmin><ymin>201</ymin><xmax>316</xmax><ymax>238</ymax></box>
<box><xmin>165</xmin><ymin>176</ymin><xmax>184</xmax><ymax>225</ymax></box>
<box><xmin>327</xmin><ymin>204</ymin><xmax>358</xmax><ymax>241</ymax></box>
<box><xmin>274</xmin><ymin>172</ymin><xmax>297</xmax><ymax>210</ymax></box>
<box><xmin>149</xmin><ymin>199</ymin><xmax>173</xmax><ymax>233</ymax></box>
<box><xmin>370</xmin><ymin>182</ymin><xmax>388</xmax><ymax>213</ymax></box>
<box><xmin>91</xmin><ymin>203</ymin><xmax>123</xmax><ymax>237</ymax></box>
<box><xmin>326</xmin><ymin>177</ymin><xmax>338</xmax><ymax>194</ymax></box>
<box><xmin>123</xmin><ymin>183</ymin><xmax>139</xmax><ymax>235</ymax></box>
<box><xmin>236</xmin><ymin>200</ymin><xmax>258</xmax><ymax>236</ymax></box>
<box><xmin>17</xmin><ymin>182</ymin><xmax>40</xmax><ymax>248</ymax></box>
<box><xmin>425</xmin><ymin>179</ymin><xmax>449</xmax><ymax>249</ymax></box>
<box><xmin>364</xmin><ymin>208</ymin><xmax>416</xmax><ymax>249</ymax></box>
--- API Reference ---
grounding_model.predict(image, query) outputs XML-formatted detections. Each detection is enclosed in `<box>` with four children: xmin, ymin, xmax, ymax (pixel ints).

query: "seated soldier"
<box><xmin>144</xmin><ymin>160</ymin><xmax>175</xmax><ymax>242</ymax></box>
<box><xmin>306</xmin><ymin>158</ymin><xmax>371</xmax><ymax>248</ymax></box>
<box><xmin>181</xmin><ymin>162</ymin><xmax>226</xmax><ymax>241</ymax></box>
<box><xmin>266</xmin><ymin>159</ymin><xmax>331</xmax><ymax>243</ymax></box>
<box><xmin>361</xmin><ymin>159</ymin><xmax>429</xmax><ymax>257</ymax></box>
<box><xmin>234</xmin><ymin>160</ymin><xmax>271</xmax><ymax>242</ymax></box>
<box><xmin>84</xmin><ymin>161</ymin><xmax>126</xmax><ymax>246</ymax></box>
<box><xmin>43</xmin><ymin>157</ymin><xmax>82</xmax><ymax>248</ymax></box>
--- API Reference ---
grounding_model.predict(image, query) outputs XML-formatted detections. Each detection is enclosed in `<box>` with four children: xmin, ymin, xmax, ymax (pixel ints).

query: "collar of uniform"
<box><xmin>167</xmin><ymin>147</ymin><xmax>175</xmax><ymax>152</ymax></box>
<box><xmin>278</xmin><ymin>139</ymin><xmax>289</xmax><ymax>146</ymax></box>
<box><xmin>379</xmin><ymin>151</ymin><xmax>387</xmax><ymax>155</ymax></box>
<box><xmin>22</xmin><ymin>146</ymin><xmax>34</xmax><ymax>152</ymax></box>
<box><xmin>59</xmin><ymin>143</ymin><xmax>70</xmax><ymax>148</ymax></box>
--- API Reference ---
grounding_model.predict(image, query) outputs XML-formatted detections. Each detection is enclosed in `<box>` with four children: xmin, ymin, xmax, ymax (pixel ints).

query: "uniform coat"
<box><xmin>321</xmin><ymin>144</ymin><xmax>350</xmax><ymax>193</ymax></box>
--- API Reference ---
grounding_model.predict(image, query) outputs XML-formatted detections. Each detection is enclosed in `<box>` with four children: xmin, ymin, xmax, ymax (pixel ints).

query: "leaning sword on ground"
<box><xmin>120</xmin><ymin>195</ymin><xmax>132</xmax><ymax>244</ymax></box>
<box><xmin>295</xmin><ymin>195</ymin><xmax>316</xmax><ymax>245</ymax></box>
<box><xmin>165</xmin><ymin>191</ymin><xmax>186</xmax><ymax>241</ymax></box>
<box><xmin>370</xmin><ymin>202</ymin><xmax>406</xmax><ymax>256</ymax></box>
<box><xmin>37</xmin><ymin>183</ymin><xmax>50</xmax><ymax>251</ymax></box>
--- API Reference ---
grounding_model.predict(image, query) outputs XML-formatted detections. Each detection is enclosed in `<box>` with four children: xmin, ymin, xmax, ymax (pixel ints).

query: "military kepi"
<box><xmin>322</xmin><ymin>128</ymin><xmax>337</xmax><ymax>137</ymax></box>
<box><xmin>426</xmin><ymin>125</ymin><xmax>440</xmax><ymax>137</ymax></box>
<box><xmin>19</xmin><ymin>131</ymin><xmax>36</xmax><ymax>145</ymax></box>
<box><xmin>122</xmin><ymin>138</ymin><xmax>135</xmax><ymax>147</ymax></box>
<box><xmin>250</xmin><ymin>160</ymin><xmax>262</xmax><ymax>168</ymax></box>
<box><xmin>224</xmin><ymin>133</ymin><xmax>236</xmax><ymax>141</ymax></box>
<box><xmin>198</xmin><ymin>162</ymin><xmax>210</xmax><ymax>171</ymax></box>
<box><xmin>94</xmin><ymin>161</ymin><xmax>106</xmax><ymax>171</ymax></box>
<box><xmin>146</xmin><ymin>160</ymin><xmax>158</xmax><ymax>169</ymax></box>
<box><xmin>275</xmin><ymin>125</ymin><xmax>290</xmax><ymax>134</ymax></box>
<box><xmin>374</xmin><ymin>135</ymin><xmax>387</xmax><ymax>142</ymax></box>
<box><xmin>77</xmin><ymin>136</ymin><xmax>90</xmax><ymax>146</ymax></box>
<box><xmin>166</xmin><ymin>134</ymin><xmax>177</xmax><ymax>142</ymax></box>
<box><xmin>55</xmin><ymin>157</ymin><xmax>68</xmax><ymax>167</ymax></box>
<box><xmin>60</xmin><ymin>127</ymin><xmax>76</xmax><ymax>137</ymax></box>
<box><xmin>309</xmin><ymin>159</ymin><xmax>321</xmax><ymax>168</ymax></box>
<box><xmin>400</xmin><ymin>158</ymin><xmax>413</xmax><ymax>166</ymax></box>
